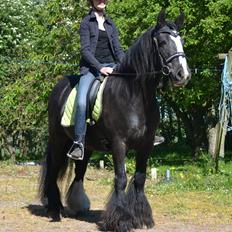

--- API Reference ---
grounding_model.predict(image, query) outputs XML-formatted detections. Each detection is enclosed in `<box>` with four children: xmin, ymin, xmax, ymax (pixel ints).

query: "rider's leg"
<box><xmin>67</xmin><ymin>63</ymin><xmax>115</xmax><ymax>160</ymax></box>
<box><xmin>67</xmin><ymin>72</ymin><xmax>95</xmax><ymax>160</ymax></box>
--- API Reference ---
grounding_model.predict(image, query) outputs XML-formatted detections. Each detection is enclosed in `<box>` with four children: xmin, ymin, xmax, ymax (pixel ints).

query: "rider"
<box><xmin>67</xmin><ymin>0</ymin><xmax>125</xmax><ymax>160</ymax></box>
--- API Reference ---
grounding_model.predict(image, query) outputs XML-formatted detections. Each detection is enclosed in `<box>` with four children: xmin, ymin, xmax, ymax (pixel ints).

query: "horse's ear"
<box><xmin>175</xmin><ymin>11</ymin><xmax>185</xmax><ymax>31</ymax></box>
<box><xmin>157</xmin><ymin>8</ymin><xmax>166</xmax><ymax>27</ymax></box>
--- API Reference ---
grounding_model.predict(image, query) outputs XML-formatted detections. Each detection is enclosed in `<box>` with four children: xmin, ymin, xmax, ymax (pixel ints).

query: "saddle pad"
<box><xmin>61</xmin><ymin>76</ymin><xmax>108</xmax><ymax>127</ymax></box>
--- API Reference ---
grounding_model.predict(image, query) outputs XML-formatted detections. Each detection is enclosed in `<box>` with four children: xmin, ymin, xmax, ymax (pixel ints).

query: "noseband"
<box><xmin>153</xmin><ymin>26</ymin><xmax>186</xmax><ymax>76</ymax></box>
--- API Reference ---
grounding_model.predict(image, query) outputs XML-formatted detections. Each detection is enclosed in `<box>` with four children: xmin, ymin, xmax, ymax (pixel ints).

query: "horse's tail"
<box><xmin>38</xmin><ymin>141</ymin><xmax>52</xmax><ymax>205</ymax></box>
<box><xmin>38</xmin><ymin>139</ymin><xmax>71</xmax><ymax>205</ymax></box>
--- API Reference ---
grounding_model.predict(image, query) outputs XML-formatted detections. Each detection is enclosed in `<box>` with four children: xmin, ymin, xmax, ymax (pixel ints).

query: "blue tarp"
<box><xmin>219</xmin><ymin>56</ymin><xmax>232</xmax><ymax>131</ymax></box>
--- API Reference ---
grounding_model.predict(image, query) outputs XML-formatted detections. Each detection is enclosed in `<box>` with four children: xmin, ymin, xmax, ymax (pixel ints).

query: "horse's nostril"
<box><xmin>175</xmin><ymin>68</ymin><xmax>190</xmax><ymax>81</ymax></box>
<box><xmin>176</xmin><ymin>70</ymin><xmax>182</xmax><ymax>80</ymax></box>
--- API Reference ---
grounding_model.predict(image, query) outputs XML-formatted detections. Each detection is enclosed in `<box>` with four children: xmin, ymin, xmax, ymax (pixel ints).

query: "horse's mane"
<box><xmin>116</xmin><ymin>27</ymin><xmax>159</xmax><ymax>79</ymax></box>
<box><xmin>107</xmin><ymin>22</ymin><xmax>177</xmax><ymax>99</ymax></box>
<box><xmin>106</xmin><ymin>26</ymin><xmax>162</xmax><ymax>101</ymax></box>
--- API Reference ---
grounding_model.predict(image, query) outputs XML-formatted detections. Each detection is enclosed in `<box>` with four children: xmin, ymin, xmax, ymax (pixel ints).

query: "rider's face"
<box><xmin>92</xmin><ymin>0</ymin><xmax>106</xmax><ymax>11</ymax></box>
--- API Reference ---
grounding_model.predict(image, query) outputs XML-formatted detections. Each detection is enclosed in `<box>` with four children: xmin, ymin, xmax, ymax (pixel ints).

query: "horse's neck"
<box><xmin>117</xmin><ymin>28</ymin><xmax>160</xmax><ymax>76</ymax></box>
<box><xmin>141</xmin><ymin>78</ymin><xmax>157</xmax><ymax>106</ymax></box>
<box><xmin>114</xmin><ymin>29</ymin><xmax>159</xmax><ymax>107</ymax></box>
<box><xmin>109</xmin><ymin>77</ymin><xmax>157</xmax><ymax>108</ymax></box>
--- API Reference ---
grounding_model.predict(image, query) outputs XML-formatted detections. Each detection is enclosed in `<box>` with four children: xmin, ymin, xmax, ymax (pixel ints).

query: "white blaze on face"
<box><xmin>170</xmin><ymin>31</ymin><xmax>189</xmax><ymax>79</ymax></box>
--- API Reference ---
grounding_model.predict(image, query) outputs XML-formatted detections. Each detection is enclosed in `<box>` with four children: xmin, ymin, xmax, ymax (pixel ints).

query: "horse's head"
<box><xmin>154</xmin><ymin>10</ymin><xmax>191</xmax><ymax>87</ymax></box>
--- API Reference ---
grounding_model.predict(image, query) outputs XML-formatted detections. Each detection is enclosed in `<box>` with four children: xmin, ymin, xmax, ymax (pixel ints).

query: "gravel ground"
<box><xmin>0</xmin><ymin>164</ymin><xmax>231</xmax><ymax>232</ymax></box>
<box><xmin>1</xmin><ymin>201</ymin><xmax>231</xmax><ymax>232</ymax></box>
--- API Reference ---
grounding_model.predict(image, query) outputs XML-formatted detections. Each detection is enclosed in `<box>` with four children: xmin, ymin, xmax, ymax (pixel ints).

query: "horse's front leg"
<box><xmin>102</xmin><ymin>137</ymin><xmax>133</xmax><ymax>232</ymax></box>
<box><xmin>127</xmin><ymin>148</ymin><xmax>155</xmax><ymax>229</ymax></box>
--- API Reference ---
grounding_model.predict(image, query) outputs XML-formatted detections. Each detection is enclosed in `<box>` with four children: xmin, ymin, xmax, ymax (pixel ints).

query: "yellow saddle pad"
<box><xmin>61</xmin><ymin>77</ymin><xmax>108</xmax><ymax>127</ymax></box>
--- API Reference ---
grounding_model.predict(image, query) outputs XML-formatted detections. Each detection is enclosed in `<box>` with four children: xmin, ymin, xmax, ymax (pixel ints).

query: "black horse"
<box><xmin>39</xmin><ymin>10</ymin><xmax>191</xmax><ymax>232</ymax></box>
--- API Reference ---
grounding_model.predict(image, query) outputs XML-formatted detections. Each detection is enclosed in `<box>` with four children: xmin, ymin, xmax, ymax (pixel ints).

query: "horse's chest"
<box><xmin>128</xmin><ymin>113</ymin><xmax>143</xmax><ymax>128</ymax></box>
<box><xmin>127</xmin><ymin>113</ymin><xmax>146</xmax><ymax>138</ymax></box>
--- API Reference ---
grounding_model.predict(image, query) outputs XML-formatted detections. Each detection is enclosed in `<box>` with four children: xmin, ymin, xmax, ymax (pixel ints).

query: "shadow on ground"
<box><xmin>25</xmin><ymin>204</ymin><xmax>47</xmax><ymax>218</ymax></box>
<box><xmin>26</xmin><ymin>204</ymin><xmax>103</xmax><ymax>224</ymax></box>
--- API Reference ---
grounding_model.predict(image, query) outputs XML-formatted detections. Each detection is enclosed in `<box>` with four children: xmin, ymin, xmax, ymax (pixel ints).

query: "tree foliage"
<box><xmin>0</xmin><ymin>0</ymin><xmax>231</xmax><ymax>160</ymax></box>
<box><xmin>0</xmin><ymin>0</ymin><xmax>88</xmax><ymax>159</ymax></box>
<box><xmin>0</xmin><ymin>0</ymin><xmax>38</xmax><ymax>85</ymax></box>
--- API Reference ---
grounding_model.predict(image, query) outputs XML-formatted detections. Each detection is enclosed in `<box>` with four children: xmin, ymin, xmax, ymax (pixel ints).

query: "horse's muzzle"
<box><xmin>171</xmin><ymin>66</ymin><xmax>191</xmax><ymax>87</ymax></box>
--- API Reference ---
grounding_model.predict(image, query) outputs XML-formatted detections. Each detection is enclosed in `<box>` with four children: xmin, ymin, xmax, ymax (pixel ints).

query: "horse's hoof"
<box><xmin>50</xmin><ymin>216</ymin><xmax>61</xmax><ymax>222</ymax></box>
<box><xmin>48</xmin><ymin>210</ymin><xmax>61</xmax><ymax>222</ymax></box>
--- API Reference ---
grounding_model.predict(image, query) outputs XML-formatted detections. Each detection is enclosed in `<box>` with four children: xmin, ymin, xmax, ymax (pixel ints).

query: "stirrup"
<box><xmin>153</xmin><ymin>136</ymin><xmax>165</xmax><ymax>146</ymax></box>
<box><xmin>67</xmin><ymin>142</ymin><xmax>84</xmax><ymax>160</ymax></box>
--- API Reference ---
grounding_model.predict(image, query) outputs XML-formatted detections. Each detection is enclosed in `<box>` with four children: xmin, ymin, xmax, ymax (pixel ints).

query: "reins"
<box><xmin>110</xmin><ymin>70</ymin><xmax>163</xmax><ymax>77</ymax></box>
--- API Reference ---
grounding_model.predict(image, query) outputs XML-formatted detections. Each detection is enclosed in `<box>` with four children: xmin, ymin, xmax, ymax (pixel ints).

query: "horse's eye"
<box><xmin>159</xmin><ymin>40</ymin><xmax>166</xmax><ymax>46</ymax></box>
<box><xmin>181</xmin><ymin>39</ymin><xmax>185</xmax><ymax>45</ymax></box>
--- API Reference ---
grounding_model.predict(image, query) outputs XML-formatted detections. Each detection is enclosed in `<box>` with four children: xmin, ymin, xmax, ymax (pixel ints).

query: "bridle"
<box><xmin>153</xmin><ymin>26</ymin><xmax>186</xmax><ymax>76</ymax></box>
<box><xmin>111</xmin><ymin>26</ymin><xmax>186</xmax><ymax>77</ymax></box>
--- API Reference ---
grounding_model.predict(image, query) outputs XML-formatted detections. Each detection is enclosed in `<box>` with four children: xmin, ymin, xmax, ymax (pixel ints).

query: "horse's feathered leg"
<box><xmin>127</xmin><ymin>148</ymin><xmax>155</xmax><ymax>229</ymax></box>
<box><xmin>66</xmin><ymin>149</ymin><xmax>92</xmax><ymax>215</ymax></box>
<box><xmin>101</xmin><ymin>137</ymin><xmax>133</xmax><ymax>232</ymax></box>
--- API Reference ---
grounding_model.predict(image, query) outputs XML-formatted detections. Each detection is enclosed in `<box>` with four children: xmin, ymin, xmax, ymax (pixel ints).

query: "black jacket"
<box><xmin>79</xmin><ymin>10</ymin><xmax>124</xmax><ymax>75</ymax></box>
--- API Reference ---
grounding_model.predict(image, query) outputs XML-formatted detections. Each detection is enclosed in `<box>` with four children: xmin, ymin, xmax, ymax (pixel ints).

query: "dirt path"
<box><xmin>1</xmin><ymin>200</ymin><xmax>231</xmax><ymax>232</ymax></box>
<box><xmin>0</xmin><ymin>164</ymin><xmax>231</xmax><ymax>232</ymax></box>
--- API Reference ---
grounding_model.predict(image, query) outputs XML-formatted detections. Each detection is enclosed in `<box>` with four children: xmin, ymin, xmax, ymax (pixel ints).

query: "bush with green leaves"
<box><xmin>0</xmin><ymin>0</ymin><xmax>87</xmax><ymax>160</ymax></box>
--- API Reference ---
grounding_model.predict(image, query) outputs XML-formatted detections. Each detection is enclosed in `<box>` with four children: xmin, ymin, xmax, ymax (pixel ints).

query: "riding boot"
<box><xmin>67</xmin><ymin>135</ymin><xmax>85</xmax><ymax>160</ymax></box>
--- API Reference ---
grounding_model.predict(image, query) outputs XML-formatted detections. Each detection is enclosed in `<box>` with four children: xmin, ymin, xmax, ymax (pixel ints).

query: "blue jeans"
<box><xmin>74</xmin><ymin>63</ymin><xmax>115</xmax><ymax>141</ymax></box>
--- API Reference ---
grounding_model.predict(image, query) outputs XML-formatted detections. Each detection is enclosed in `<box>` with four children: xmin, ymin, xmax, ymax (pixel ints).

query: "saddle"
<box><xmin>61</xmin><ymin>75</ymin><xmax>108</xmax><ymax>127</ymax></box>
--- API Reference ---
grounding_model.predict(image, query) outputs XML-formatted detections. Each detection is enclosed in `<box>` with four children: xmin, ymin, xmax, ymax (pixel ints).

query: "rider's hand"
<box><xmin>100</xmin><ymin>67</ymin><xmax>113</xmax><ymax>76</ymax></box>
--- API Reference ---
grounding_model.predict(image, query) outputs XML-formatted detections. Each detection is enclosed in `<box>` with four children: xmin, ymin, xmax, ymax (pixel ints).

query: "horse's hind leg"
<box><xmin>127</xmin><ymin>149</ymin><xmax>154</xmax><ymax>229</ymax></box>
<box><xmin>102</xmin><ymin>138</ymin><xmax>133</xmax><ymax>232</ymax></box>
<box><xmin>66</xmin><ymin>149</ymin><xmax>92</xmax><ymax>215</ymax></box>
<box><xmin>40</xmin><ymin>136</ymin><xmax>71</xmax><ymax>221</ymax></box>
